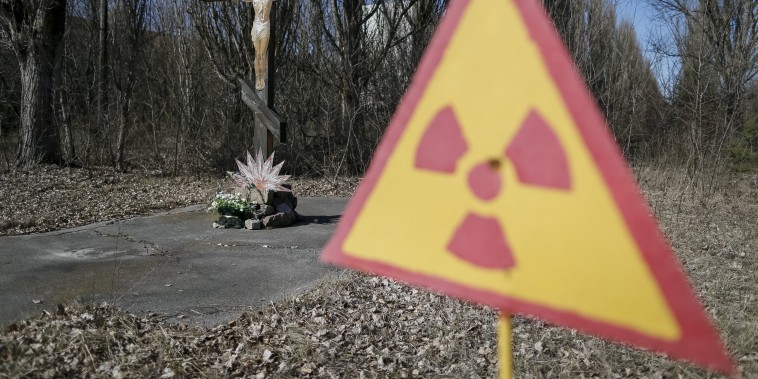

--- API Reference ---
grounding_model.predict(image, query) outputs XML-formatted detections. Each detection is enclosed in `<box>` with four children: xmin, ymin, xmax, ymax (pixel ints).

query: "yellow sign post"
<box><xmin>498</xmin><ymin>314</ymin><xmax>512</xmax><ymax>379</ymax></box>
<box><xmin>322</xmin><ymin>0</ymin><xmax>733</xmax><ymax>376</ymax></box>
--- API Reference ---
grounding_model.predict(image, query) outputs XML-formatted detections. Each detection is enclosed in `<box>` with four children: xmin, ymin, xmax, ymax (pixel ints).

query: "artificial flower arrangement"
<box><xmin>207</xmin><ymin>193</ymin><xmax>253</xmax><ymax>219</ymax></box>
<box><xmin>228</xmin><ymin>149</ymin><xmax>291</xmax><ymax>197</ymax></box>
<box><xmin>208</xmin><ymin>149</ymin><xmax>294</xmax><ymax>229</ymax></box>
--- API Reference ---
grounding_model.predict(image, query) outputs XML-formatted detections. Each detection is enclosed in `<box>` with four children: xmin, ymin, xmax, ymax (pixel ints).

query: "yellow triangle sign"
<box><xmin>322</xmin><ymin>0</ymin><xmax>732</xmax><ymax>372</ymax></box>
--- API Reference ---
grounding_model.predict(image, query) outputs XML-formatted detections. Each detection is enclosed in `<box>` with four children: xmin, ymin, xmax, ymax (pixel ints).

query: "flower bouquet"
<box><xmin>210</xmin><ymin>149</ymin><xmax>296</xmax><ymax>229</ymax></box>
<box><xmin>208</xmin><ymin>193</ymin><xmax>253</xmax><ymax>220</ymax></box>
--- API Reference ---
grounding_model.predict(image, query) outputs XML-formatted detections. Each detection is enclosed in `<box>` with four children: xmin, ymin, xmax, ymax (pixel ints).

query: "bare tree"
<box><xmin>650</xmin><ymin>0</ymin><xmax>758</xmax><ymax>175</ymax></box>
<box><xmin>304</xmin><ymin>0</ymin><xmax>423</xmax><ymax>173</ymax></box>
<box><xmin>610</xmin><ymin>21</ymin><xmax>664</xmax><ymax>158</ymax></box>
<box><xmin>55</xmin><ymin>10</ymin><xmax>75</xmax><ymax>165</ymax></box>
<box><xmin>0</xmin><ymin>43</ymin><xmax>19</xmax><ymax>140</ymax></box>
<box><xmin>0</xmin><ymin>0</ymin><xmax>67</xmax><ymax>167</ymax></box>
<box><xmin>542</xmin><ymin>0</ymin><xmax>587</xmax><ymax>72</ymax></box>
<box><xmin>543</xmin><ymin>0</ymin><xmax>663</xmax><ymax>159</ymax></box>
<box><xmin>111</xmin><ymin>0</ymin><xmax>148</xmax><ymax>170</ymax></box>
<box><xmin>96</xmin><ymin>0</ymin><xmax>108</xmax><ymax>156</ymax></box>
<box><xmin>151</xmin><ymin>0</ymin><xmax>221</xmax><ymax>174</ymax></box>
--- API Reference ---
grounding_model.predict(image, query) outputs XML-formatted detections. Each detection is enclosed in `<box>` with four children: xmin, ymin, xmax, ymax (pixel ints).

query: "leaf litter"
<box><xmin>0</xmin><ymin>165</ymin><xmax>755</xmax><ymax>378</ymax></box>
<box><xmin>0</xmin><ymin>164</ymin><xmax>358</xmax><ymax>236</ymax></box>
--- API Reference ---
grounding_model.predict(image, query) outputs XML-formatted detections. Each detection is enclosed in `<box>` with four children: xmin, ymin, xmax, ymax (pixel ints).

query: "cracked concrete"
<box><xmin>0</xmin><ymin>197</ymin><xmax>347</xmax><ymax>327</ymax></box>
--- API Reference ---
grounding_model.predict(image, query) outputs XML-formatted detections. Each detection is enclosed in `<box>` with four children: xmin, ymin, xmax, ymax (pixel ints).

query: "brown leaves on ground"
<box><xmin>2</xmin><ymin>267</ymin><xmax>754</xmax><ymax>378</ymax></box>
<box><xmin>0</xmin><ymin>165</ymin><xmax>756</xmax><ymax>378</ymax></box>
<box><xmin>287</xmin><ymin>176</ymin><xmax>361</xmax><ymax>198</ymax></box>
<box><xmin>0</xmin><ymin>165</ymin><xmax>359</xmax><ymax>236</ymax></box>
<box><xmin>0</xmin><ymin>275</ymin><xmax>493</xmax><ymax>378</ymax></box>
<box><xmin>0</xmin><ymin>274</ymin><xmax>496</xmax><ymax>378</ymax></box>
<box><xmin>0</xmin><ymin>165</ymin><xmax>218</xmax><ymax>236</ymax></box>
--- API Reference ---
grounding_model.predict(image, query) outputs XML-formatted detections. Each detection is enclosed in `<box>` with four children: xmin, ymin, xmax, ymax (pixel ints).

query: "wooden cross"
<box><xmin>201</xmin><ymin>0</ymin><xmax>285</xmax><ymax>157</ymax></box>
<box><xmin>240</xmin><ymin>0</ymin><xmax>284</xmax><ymax>157</ymax></box>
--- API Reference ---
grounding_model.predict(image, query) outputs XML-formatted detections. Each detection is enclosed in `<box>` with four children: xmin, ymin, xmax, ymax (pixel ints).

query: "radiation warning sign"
<box><xmin>321</xmin><ymin>0</ymin><xmax>733</xmax><ymax>372</ymax></box>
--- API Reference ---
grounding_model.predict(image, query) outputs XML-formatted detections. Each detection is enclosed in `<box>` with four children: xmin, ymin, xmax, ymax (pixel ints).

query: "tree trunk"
<box><xmin>114</xmin><ymin>104</ymin><xmax>131</xmax><ymax>171</ymax></box>
<box><xmin>56</xmin><ymin>8</ymin><xmax>75</xmax><ymax>165</ymax></box>
<box><xmin>14</xmin><ymin>0</ymin><xmax>66</xmax><ymax>167</ymax></box>
<box><xmin>97</xmin><ymin>0</ymin><xmax>108</xmax><ymax>146</ymax></box>
<box><xmin>114</xmin><ymin>58</ymin><xmax>136</xmax><ymax>171</ymax></box>
<box><xmin>57</xmin><ymin>89</ymin><xmax>76</xmax><ymax>164</ymax></box>
<box><xmin>18</xmin><ymin>56</ymin><xmax>60</xmax><ymax>167</ymax></box>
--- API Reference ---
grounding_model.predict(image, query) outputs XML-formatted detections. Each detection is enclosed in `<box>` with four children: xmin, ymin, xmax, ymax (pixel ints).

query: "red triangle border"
<box><xmin>321</xmin><ymin>0</ymin><xmax>733</xmax><ymax>373</ymax></box>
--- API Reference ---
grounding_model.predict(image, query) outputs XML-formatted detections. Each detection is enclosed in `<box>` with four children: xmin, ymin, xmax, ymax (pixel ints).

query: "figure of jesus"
<box><xmin>244</xmin><ymin>0</ymin><xmax>273</xmax><ymax>91</ymax></box>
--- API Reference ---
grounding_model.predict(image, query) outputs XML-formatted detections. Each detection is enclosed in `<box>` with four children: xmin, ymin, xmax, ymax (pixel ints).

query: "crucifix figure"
<box><xmin>201</xmin><ymin>0</ymin><xmax>283</xmax><ymax>156</ymax></box>
<box><xmin>244</xmin><ymin>0</ymin><xmax>274</xmax><ymax>91</ymax></box>
<box><xmin>237</xmin><ymin>0</ymin><xmax>282</xmax><ymax>158</ymax></box>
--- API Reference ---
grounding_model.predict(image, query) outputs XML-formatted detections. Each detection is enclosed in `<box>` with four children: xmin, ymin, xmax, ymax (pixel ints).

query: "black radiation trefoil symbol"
<box><xmin>414</xmin><ymin>105</ymin><xmax>572</xmax><ymax>269</ymax></box>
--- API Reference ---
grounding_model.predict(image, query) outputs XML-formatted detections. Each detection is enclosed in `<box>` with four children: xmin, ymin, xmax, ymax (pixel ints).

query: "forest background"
<box><xmin>0</xmin><ymin>2</ymin><xmax>756</xmax><ymax>376</ymax></box>
<box><xmin>1</xmin><ymin>0</ymin><xmax>756</xmax><ymax>188</ymax></box>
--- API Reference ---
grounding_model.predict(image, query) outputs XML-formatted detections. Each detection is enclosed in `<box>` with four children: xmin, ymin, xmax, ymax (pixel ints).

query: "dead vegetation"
<box><xmin>0</xmin><ymin>166</ymin><xmax>756</xmax><ymax>378</ymax></box>
<box><xmin>0</xmin><ymin>165</ymin><xmax>359</xmax><ymax>236</ymax></box>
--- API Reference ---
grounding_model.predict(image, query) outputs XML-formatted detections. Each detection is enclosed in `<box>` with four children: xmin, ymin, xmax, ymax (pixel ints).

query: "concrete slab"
<box><xmin>0</xmin><ymin>197</ymin><xmax>347</xmax><ymax>327</ymax></box>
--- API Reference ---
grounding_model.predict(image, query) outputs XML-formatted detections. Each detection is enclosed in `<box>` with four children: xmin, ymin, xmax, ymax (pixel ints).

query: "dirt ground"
<box><xmin>0</xmin><ymin>164</ymin><xmax>755</xmax><ymax>378</ymax></box>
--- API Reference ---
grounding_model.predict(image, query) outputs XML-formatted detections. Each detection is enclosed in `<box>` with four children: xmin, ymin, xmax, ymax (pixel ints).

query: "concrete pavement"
<box><xmin>0</xmin><ymin>197</ymin><xmax>347</xmax><ymax>327</ymax></box>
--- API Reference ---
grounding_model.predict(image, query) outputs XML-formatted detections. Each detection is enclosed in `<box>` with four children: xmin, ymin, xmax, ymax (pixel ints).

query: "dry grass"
<box><xmin>0</xmin><ymin>165</ymin><xmax>755</xmax><ymax>378</ymax></box>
